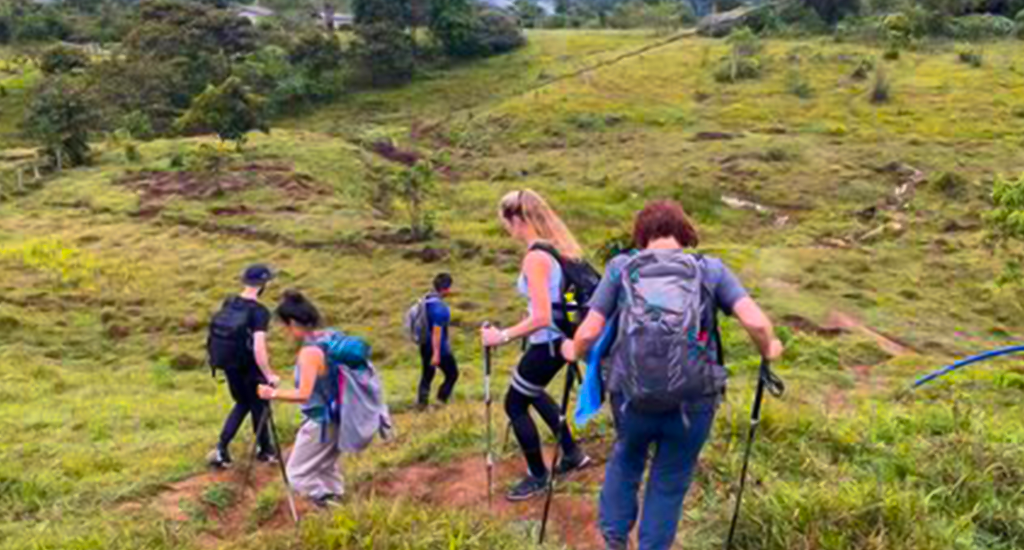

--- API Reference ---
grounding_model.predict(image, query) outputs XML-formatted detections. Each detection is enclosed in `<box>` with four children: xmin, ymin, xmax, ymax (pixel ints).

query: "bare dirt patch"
<box><xmin>118</xmin><ymin>162</ymin><xmax>324</xmax><ymax>213</ymax></box>
<box><xmin>365</xmin><ymin>445</ymin><xmax>607</xmax><ymax>550</ymax></box>
<box><xmin>823</xmin><ymin>311</ymin><xmax>915</xmax><ymax>357</ymax></box>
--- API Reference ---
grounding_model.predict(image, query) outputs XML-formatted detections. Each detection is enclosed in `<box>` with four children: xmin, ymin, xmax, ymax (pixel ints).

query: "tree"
<box><xmin>354</xmin><ymin>0</ymin><xmax>413</xmax><ymax>25</ymax></box>
<box><xmin>352</xmin><ymin>22</ymin><xmax>416</xmax><ymax>87</ymax></box>
<box><xmin>23</xmin><ymin>77</ymin><xmax>95</xmax><ymax>168</ymax></box>
<box><xmin>174</xmin><ymin>77</ymin><xmax>269</xmax><ymax>149</ymax></box>
<box><xmin>288</xmin><ymin>31</ymin><xmax>343</xmax><ymax>77</ymax></box>
<box><xmin>513</xmin><ymin>0</ymin><xmax>547</xmax><ymax>28</ymax></box>
<box><xmin>429</xmin><ymin>0</ymin><xmax>479</xmax><ymax>57</ymax></box>
<box><xmin>39</xmin><ymin>45</ymin><xmax>91</xmax><ymax>75</ymax></box>
<box><xmin>393</xmin><ymin>160</ymin><xmax>437</xmax><ymax>240</ymax></box>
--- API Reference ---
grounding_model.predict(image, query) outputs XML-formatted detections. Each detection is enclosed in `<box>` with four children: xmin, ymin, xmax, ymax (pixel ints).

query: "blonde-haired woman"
<box><xmin>481</xmin><ymin>189</ymin><xmax>591</xmax><ymax>501</ymax></box>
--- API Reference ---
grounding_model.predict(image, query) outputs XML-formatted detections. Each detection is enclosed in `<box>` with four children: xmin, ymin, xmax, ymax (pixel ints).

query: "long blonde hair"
<box><xmin>499</xmin><ymin>189</ymin><xmax>583</xmax><ymax>261</ymax></box>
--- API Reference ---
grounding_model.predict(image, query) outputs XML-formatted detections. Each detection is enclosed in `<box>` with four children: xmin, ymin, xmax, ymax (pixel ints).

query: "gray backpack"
<box><xmin>612</xmin><ymin>250</ymin><xmax>724</xmax><ymax>412</ymax></box>
<box><xmin>403</xmin><ymin>294</ymin><xmax>437</xmax><ymax>345</ymax></box>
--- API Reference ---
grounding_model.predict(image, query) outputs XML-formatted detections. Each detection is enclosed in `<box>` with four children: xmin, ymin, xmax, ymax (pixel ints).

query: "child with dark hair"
<box><xmin>417</xmin><ymin>273</ymin><xmax>460</xmax><ymax>409</ymax></box>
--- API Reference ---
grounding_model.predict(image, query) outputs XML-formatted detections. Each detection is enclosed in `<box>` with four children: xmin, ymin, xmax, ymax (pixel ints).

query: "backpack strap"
<box><xmin>693</xmin><ymin>254</ymin><xmax>725</xmax><ymax>368</ymax></box>
<box><xmin>528</xmin><ymin>242</ymin><xmax>580</xmax><ymax>316</ymax></box>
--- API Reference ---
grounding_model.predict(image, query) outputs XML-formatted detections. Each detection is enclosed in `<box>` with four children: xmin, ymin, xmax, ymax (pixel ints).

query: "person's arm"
<box><xmin>258</xmin><ymin>347</ymin><xmax>323</xmax><ymax>403</ymax></box>
<box><xmin>482</xmin><ymin>251</ymin><xmax>553</xmax><ymax>346</ymax></box>
<box><xmin>431</xmin><ymin>326</ymin><xmax>443</xmax><ymax>366</ymax></box>
<box><xmin>732</xmin><ymin>297</ymin><xmax>784</xmax><ymax>360</ymax></box>
<box><xmin>252</xmin><ymin>332</ymin><xmax>278</xmax><ymax>386</ymax></box>
<box><xmin>564</xmin><ymin>309</ymin><xmax>607</xmax><ymax>363</ymax></box>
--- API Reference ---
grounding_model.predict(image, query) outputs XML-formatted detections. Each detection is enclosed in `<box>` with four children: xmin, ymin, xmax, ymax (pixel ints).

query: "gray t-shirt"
<box><xmin>588</xmin><ymin>250</ymin><xmax>749</xmax><ymax>332</ymax></box>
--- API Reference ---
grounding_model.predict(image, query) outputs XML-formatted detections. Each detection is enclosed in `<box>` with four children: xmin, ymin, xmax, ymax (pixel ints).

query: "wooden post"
<box><xmin>56</xmin><ymin>149</ymin><xmax>63</xmax><ymax>172</ymax></box>
<box><xmin>16</xmin><ymin>168</ymin><xmax>24</xmax><ymax>192</ymax></box>
<box><xmin>32</xmin><ymin>163</ymin><xmax>40</xmax><ymax>180</ymax></box>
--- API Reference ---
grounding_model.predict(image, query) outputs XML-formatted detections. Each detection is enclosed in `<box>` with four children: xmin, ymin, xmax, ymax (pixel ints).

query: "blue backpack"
<box><xmin>305</xmin><ymin>329</ymin><xmax>372</xmax><ymax>437</ymax></box>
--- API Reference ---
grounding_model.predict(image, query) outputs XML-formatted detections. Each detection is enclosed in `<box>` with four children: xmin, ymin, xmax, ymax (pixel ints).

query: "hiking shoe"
<box><xmin>506</xmin><ymin>474</ymin><xmax>549</xmax><ymax>502</ymax></box>
<box><xmin>554</xmin><ymin>451</ymin><xmax>592</xmax><ymax>476</ymax></box>
<box><xmin>311</xmin><ymin>493</ymin><xmax>344</xmax><ymax>509</ymax></box>
<box><xmin>206</xmin><ymin>447</ymin><xmax>232</xmax><ymax>469</ymax></box>
<box><xmin>256</xmin><ymin>449</ymin><xmax>278</xmax><ymax>464</ymax></box>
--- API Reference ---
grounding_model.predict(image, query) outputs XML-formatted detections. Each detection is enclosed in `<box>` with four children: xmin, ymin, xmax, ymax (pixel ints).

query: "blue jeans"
<box><xmin>599</xmin><ymin>394</ymin><xmax>718</xmax><ymax>550</ymax></box>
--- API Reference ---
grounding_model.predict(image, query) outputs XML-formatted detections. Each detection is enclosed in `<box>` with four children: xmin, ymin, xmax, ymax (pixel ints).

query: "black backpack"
<box><xmin>529</xmin><ymin>242</ymin><xmax>601</xmax><ymax>338</ymax></box>
<box><xmin>206</xmin><ymin>297</ymin><xmax>254</xmax><ymax>377</ymax></box>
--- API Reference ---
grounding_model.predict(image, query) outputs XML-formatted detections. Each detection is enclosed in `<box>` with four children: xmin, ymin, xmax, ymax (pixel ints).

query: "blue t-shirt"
<box><xmin>425</xmin><ymin>297</ymin><xmax>451</xmax><ymax>353</ymax></box>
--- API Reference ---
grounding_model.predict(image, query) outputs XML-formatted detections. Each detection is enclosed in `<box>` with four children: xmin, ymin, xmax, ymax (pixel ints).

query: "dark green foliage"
<box><xmin>174</xmin><ymin>77</ymin><xmax>269</xmax><ymax>147</ymax></box>
<box><xmin>287</xmin><ymin>32</ymin><xmax>344</xmax><ymax>77</ymax></box>
<box><xmin>353</xmin><ymin>23</ymin><xmax>416</xmax><ymax>87</ymax></box>
<box><xmin>83</xmin><ymin>57</ymin><xmax>189</xmax><ymax>135</ymax></box>
<box><xmin>948</xmin><ymin>13</ymin><xmax>1016</xmax><ymax>39</ymax></box>
<box><xmin>6</xmin><ymin>2</ymin><xmax>72</xmax><ymax>43</ymax></box>
<box><xmin>23</xmin><ymin>77</ymin><xmax>95</xmax><ymax>168</ymax></box>
<box><xmin>513</xmin><ymin>0</ymin><xmax>547</xmax><ymax>28</ymax></box>
<box><xmin>851</xmin><ymin>57</ymin><xmax>874</xmax><ymax>79</ymax></box>
<box><xmin>393</xmin><ymin>160</ymin><xmax>437</xmax><ymax>240</ymax></box>
<box><xmin>607</xmin><ymin>0</ymin><xmax>695</xmax><ymax>31</ymax></box>
<box><xmin>39</xmin><ymin>45</ymin><xmax>91</xmax><ymax>75</ymax></box>
<box><xmin>474</xmin><ymin>10</ymin><xmax>526</xmax><ymax>55</ymax></box>
<box><xmin>354</xmin><ymin>0</ymin><xmax>413</xmax><ymax>25</ymax></box>
<box><xmin>429</xmin><ymin>0</ymin><xmax>478</xmax><ymax>57</ymax></box>
<box><xmin>986</xmin><ymin>173</ymin><xmax>1024</xmax><ymax>240</ymax></box>
<box><xmin>803</xmin><ymin>0</ymin><xmax>861</xmax><ymax>25</ymax></box>
<box><xmin>714</xmin><ymin>27</ymin><xmax>763</xmax><ymax>83</ymax></box>
<box><xmin>0</xmin><ymin>15</ymin><xmax>9</xmax><ymax>44</ymax></box>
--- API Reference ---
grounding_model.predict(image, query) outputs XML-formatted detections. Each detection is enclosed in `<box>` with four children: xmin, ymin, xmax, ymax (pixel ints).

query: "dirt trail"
<box><xmin>822</xmin><ymin>311</ymin><xmax>915</xmax><ymax>357</ymax></box>
<box><xmin>365</xmin><ymin>445</ymin><xmax>607</xmax><ymax>550</ymax></box>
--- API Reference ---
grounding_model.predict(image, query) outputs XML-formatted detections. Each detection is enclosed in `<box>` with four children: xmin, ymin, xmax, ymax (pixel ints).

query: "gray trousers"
<box><xmin>286</xmin><ymin>419</ymin><xmax>344</xmax><ymax>499</ymax></box>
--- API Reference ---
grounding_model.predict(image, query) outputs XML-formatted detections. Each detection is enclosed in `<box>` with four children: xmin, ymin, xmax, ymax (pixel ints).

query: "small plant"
<box><xmin>957</xmin><ymin>47</ymin><xmax>983</xmax><ymax>68</ymax></box>
<box><xmin>883</xmin><ymin>47</ymin><xmax>900</xmax><ymax>61</ymax></box>
<box><xmin>714</xmin><ymin>27</ymin><xmax>763</xmax><ymax>84</ymax></box>
<box><xmin>787</xmin><ymin>70</ymin><xmax>814</xmax><ymax>99</ymax></box>
<box><xmin>392</xmin><ymin>159</ymin><xmax>438</xmax><ymax>241</ymax></box>
<box><xmin>932</xmin><ymin>171</ymin><xmax>969</xmax><ymax>199</ymax></box>
<box><xmin>870</xmin><ymin>67</ymin><xmax>891</xmax><ymax>104</ymax></box>
<box><xmin>201</xmin><ymin>482</ymin><xmax>236</xmax><ymax>512</ymax></box>
<box><xmin>249</xmin><ymin>486</ymin><xmax>281</xmax><ymax>528</ymax></box>
<box><xmin>851</xmin><ymin>58</ymin><xmax>874</xmax><ymax>80</ymax></box>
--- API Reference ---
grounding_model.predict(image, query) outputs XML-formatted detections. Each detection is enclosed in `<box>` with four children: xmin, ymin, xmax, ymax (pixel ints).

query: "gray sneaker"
<box><xmin>206</xmin><ymin>447</ymin><xmax>232</xmax><ymax>469</ymax></box>
<box><xmin>506</xmin><ymin>474</ymin><xmax>549</xmax><ymax>502</ymax></box>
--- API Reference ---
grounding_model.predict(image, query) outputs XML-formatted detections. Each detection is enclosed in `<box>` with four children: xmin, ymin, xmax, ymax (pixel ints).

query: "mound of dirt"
<box><xmin>118</xmin><ymin>162</ymin><xmax>324</xmax><ymax>212</ymax></box>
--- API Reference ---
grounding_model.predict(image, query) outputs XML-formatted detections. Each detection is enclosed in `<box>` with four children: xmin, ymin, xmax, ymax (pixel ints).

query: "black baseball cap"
<box><xmin>241</xmin><ymin>264</ymin><xmax>275</xmax><ymax>287</ymax></box>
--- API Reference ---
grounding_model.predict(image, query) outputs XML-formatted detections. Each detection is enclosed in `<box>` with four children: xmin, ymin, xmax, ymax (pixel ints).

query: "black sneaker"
<box><xmin>506</xmin><ymin>474</ymin><xmax>549</xmax><ymax>502</ymax></box>
<box><xmin>206</xmin><ymin>447</ymin><xmax>232</xmax><ymax>469</ymax></box>
<box><xmin>554</xmin><ymin>451</ymin><xmax>592</xmax><ymax>476</ymax></box>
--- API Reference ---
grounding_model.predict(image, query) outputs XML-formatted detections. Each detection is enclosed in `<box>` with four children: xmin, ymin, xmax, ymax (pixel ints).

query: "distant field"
<box><xmin>3</xmin><ymin>30</ymin><xmax>1024</xmax><ymax>550</ymax></box>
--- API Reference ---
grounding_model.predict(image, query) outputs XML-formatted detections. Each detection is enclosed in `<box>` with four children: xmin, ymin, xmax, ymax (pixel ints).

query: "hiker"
<box><xmin>480</xmin><ymin>189</ymin><xmax>592</xmax><ymax>502</ymax></box>
<box><xmin>256</xmin><ymin>290</ymin><xmax>344</xmax><ymax>507</ymax></box>
<box><xmin>416</xmin><ymin>273</ymin><xmax>459</xmax><ymax>410</ymax></box>
<box><xmin>562</xmin><ymin>199</ymin><xmax>784</xmax><ymax>550</ymax></box>
<box><xmin>206</xmin><ymin>264</ymin><xmax>281</xmax><ymax>469</ymax></box>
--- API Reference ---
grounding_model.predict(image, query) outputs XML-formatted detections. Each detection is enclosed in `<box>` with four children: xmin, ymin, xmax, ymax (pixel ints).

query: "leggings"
<box><xmin>505</xmin><ymin>341</ymin><xmax>581</xmax><ymax>478</ymax></box>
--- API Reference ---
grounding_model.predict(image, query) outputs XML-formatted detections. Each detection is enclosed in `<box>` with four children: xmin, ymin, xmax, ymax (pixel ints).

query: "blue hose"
<box><xmin>912</xmin><ymin>345</ymin><xmax>1024</xmax><ymax>389</ymax></box>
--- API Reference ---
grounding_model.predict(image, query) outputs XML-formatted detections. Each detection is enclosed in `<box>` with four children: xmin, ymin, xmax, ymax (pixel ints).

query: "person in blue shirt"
<box><xmin>417</xmin><ymin>273</ymin><xmax>459</xmax><ymax>409</ymax></box>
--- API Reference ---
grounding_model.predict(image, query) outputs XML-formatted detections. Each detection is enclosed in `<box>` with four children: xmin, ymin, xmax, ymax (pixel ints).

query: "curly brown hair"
<box><xmin>633</xmin><ymin>200</ymin><xmax>700</xmax><ymax>249</ymax></box>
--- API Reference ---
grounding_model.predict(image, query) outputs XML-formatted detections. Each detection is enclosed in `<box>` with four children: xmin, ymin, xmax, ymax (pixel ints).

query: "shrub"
<box><xmin>957</xmin><ymin>46</ymin><xmax>983</xmax><ymax>67</ymax></box>
<box><xmin>429</xmin><ymin>0</ymin><xmax>478</xmax><ymax>57</ymax></box>
<box><xmin>787</xmin><ymin>69</ymin><xmax>814</xmax><ymax>98</ymax></box>
<box><xmin>23</xmin><ymin>76</ymin><xmax>95</xmax><ymax>168</ymax></box>
<box><xmin>986</xmin><ymin>172</ymin><xmax>1024</xmax><ymax>241</ymax></box>
<box><xmin>1016</xmin><ymin>9</ymin><xmax>1024</xmax><ymax>38</ymax></box>
<box><xmin>174</xmin><ymin>77</ymin><xmax>270</xmax><ymax>149</ymax></box>
<box><xmin>353</xmin><ymin>23</ymin><xmax>416</xmax><ymax>87</ymax></box>
<box><xmin>713</xmin><ymin>27</ymin><xmax>763</xmax><ymax>83</ymax></box>
<box><xmin>288</xmin><ymin>31</ymin><xmax>343</xmax><ymax>77</ymax></box>
<box><xmin>354</xmin><ymin>0</ymin><xmax>413</xmax><ymax>26</ymax></box>
<box><xmin>513</xmin><ymin>0</ymin><xmax>546</xmax><ymax>28</ymax></box>
<box><xmin>851</xmin><ymin>57</ymin><xmax>874</xmax><ymax>80</ymax></box>
<box><xmin>393</xmin><ymin>160</ymin><xmax>437</xmax><ymax>240</ymax></box>
<box><xmin>39</xmin><ymin>45</ymin><xmax>90</xmax><ymax>75</ymax></box>
<box><xmin>870</xmin><ymin>67</ymin><xmax>890</xmax><ymax>103</ymax></box>
<box><xmin>883</xmin><ymin>46</ymin><xmax>900</xmax><ymax>60</ymax></box>
<box><xmin>474</xmin><ymin>10</ymin><xmax>526</xmax><ymax>55</ymax></box>
<box><xmin>948</xmin><ymin>14</ymin><xmax>1016</xmax><ymax>40</ymax></box>
<box><xmin>608</xmin><ymin>1</ymin><xmax>695</xmax><ymax>33</ymax></box>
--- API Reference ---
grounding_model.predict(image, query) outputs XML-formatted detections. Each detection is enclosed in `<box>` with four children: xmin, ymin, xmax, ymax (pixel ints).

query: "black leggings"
<box><xmin>418</xmin><ymin>343</ymin><xmax>460</xmax><ymax>405</ymax></box>
<box><xmin>219</xmin><ymin>367</ymin><xmax>273</xmax><ymax>453</ymax></box>
<box><xmin>505</xmin><ymin>341</ymin><xmax>580</xmax><ymax>478</ymax></box>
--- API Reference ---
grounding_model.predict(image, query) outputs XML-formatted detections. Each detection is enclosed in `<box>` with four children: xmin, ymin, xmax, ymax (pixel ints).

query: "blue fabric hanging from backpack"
<box><xmin>574</xmin><ymin>317</ymin><xmax>618</xmax><ymax>427</ymax></box>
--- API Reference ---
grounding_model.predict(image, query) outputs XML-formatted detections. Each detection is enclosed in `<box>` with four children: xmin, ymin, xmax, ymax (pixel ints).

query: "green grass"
<box><xmin>3</xmin><ymin>30</ymin><xmax>1024</xmax><ymax>550</ymax></box>
<box><xmin>0</xmin><ymin>47</ymin><xmax>39</xmax><ymax>151</ymax></box>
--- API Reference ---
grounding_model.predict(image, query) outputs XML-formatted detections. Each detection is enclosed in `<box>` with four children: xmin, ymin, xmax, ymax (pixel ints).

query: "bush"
<box><xmin>948</xmin><ymin>14</ymin><xmax>1016</xmax><ymax>40</ymax></box>
<box><xmin>174</xmin><ymin>77</ymin><xmax>269</xmax><ymax>148</ymax></box>
<box><xmin>288</xmin><ymin>32</ymin><xmax>343</xmax><ymax>77</ymax></box>
<box><xmin>39</xmin><ymin>45</ymin><xmax>90</xmax><ymax>75</ymax></box>
<box><xmin>513</xmin><ymin>0</ymin><xmax>546</xmax><ymax>28</ymax></box>
<box><xmin>957</xmin><ymin>46</ymin><xmax>983</xmax><ymax>67</ymax></box>
<box><xmin>429</xmin><ymin>0</ymin><xmax>478</xmax><ymax>57</ymax></box>
<box><xmin>608</xmin><ymin>1</ymin><xmax>695</xmax><ymax>33</ymax></box>
<box><xmin>353</xmin><ymin>22</ymin><xmax>416</xmax><ymax>87</ymax></box>
<box><xmin>851</xmin><ymin>57</ymin><xmax>874</xmax><ymax>79</ymax></box>
<box><xmin>787</xmin><ymin>69</ymin><xmax>814</xmax><ymax>98</ymax></box>
<box><xmin>23</xmin><ymin>76</ymin><xmax>95</xmax><ymax>168</ymax></box>
<box><xmin>713</xmin><ymin>27</ymin><xmax>763</xmax><ymax>83</ymax></box>
<box><xmin>986</xmin><ymin>172</ymin><xmax>1024</xmax><ymax>241</ymax></box>
<box><xmin>933</xmin><ymin>171</ymin><xmax>969</xmax><ymax>198</ymax></box>
<box><xmin>474</xmin><ymin>10</ymin><xmax>526</xmax><ymax>55</ymax></box>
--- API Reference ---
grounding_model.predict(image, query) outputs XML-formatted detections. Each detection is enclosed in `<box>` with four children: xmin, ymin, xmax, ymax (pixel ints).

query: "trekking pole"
<box><xmin>241</xmin><ymin>407</ymin><xmax>272</xmax><ymax>493</ymax></box>
<box><xmin>483</xmin><ymin>322</ymin><xmax>495</xmax><ymax>509</ymax></box>
<box><xmin>725</xmin><ymin>358</ymin><xmax>784</xmax><ymax>550</ymax></box>
<box><xmin>266</xmin><ymin>407</ymin><xmax>300</xmax><ymax>526</ymax></box>
<box><xmin>539</xmin><ymin>361</ymin><xmax>580</xmax><ymax>545</ymax></box>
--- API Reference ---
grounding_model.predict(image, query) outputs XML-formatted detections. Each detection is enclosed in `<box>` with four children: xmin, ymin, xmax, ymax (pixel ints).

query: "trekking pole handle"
<box><xmin>759</xmin><ymin>358</ymin><xmax>785</xmax><ymax>399</ymax></box>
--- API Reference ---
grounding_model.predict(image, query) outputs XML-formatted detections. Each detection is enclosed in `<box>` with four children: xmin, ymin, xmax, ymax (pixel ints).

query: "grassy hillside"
<box><xmin>2</xmin><ymin>30</ymin><xmax>1024</xmax><ymax>550</ymax></box>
